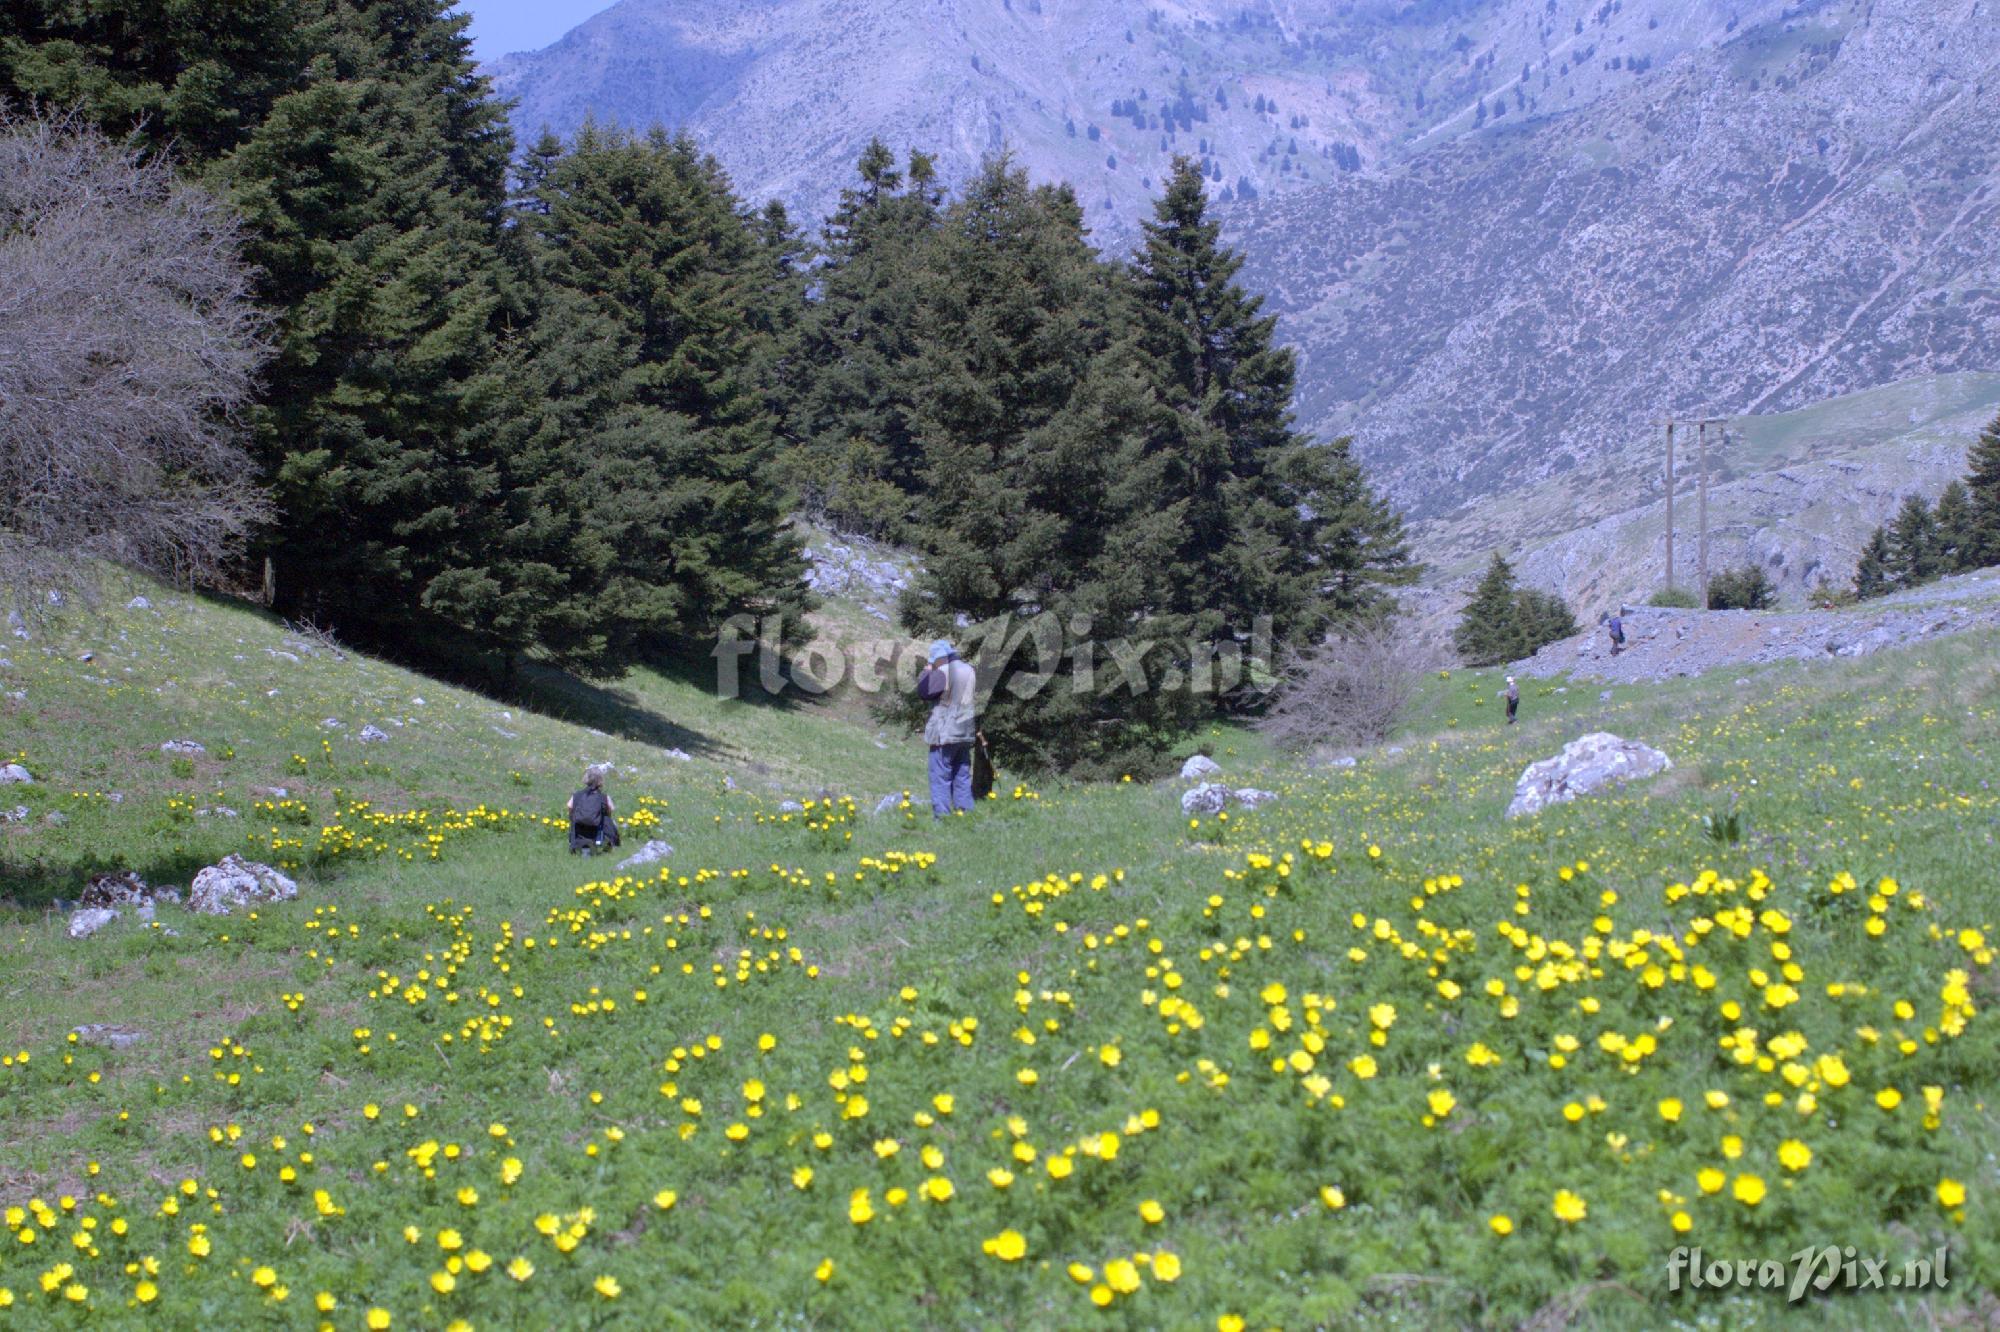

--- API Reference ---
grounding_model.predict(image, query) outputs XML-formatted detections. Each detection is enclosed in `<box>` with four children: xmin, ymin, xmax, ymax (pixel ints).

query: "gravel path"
<box><xmin>1512</xmin><ymin>569</ymin><xmax>2000</xmax><ymax>684</ymax></box>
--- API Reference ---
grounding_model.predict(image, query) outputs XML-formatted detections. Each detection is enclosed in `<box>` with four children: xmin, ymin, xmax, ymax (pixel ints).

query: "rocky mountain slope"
<box><xmin>1234</xmin><ymin>0</ymin><xmax>2000</xmax><ymax>521</ymax></box>
<box><xmin>487</xmin><ymin>0</ymin><xmax>1787</xmax><ymax>240</ymax></box>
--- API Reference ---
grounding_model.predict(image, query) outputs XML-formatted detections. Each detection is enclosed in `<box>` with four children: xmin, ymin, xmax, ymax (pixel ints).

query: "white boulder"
<box><xmin>1180</xmin><ymin>754</ymin><xmax>1222</xmax><ymax>780</ymax></box>
<box><xmin>68</xmin><ymin>908</ymin><xmax>120</xmax><ymax>939</ymax></box>
<box><xmin>617</xmin><ymin>840</ymin><xmax>675</xmax><ymax>871</ymax></box>
<box><xmin>1507</xmin><ymin>733</ymin><xmax>1672</xmax><ymax>820</ymax></box>
<box><xmin>1181</xmin><ymin>782</ymin><xmax>1229</xmax><ymax>816</ymax></box>
<box><xmin>189</xmin><ymin>854</ymin><xmax>299</xmax><ymax>915</ymax></box>
<box><xmin>0</xmin><ymin>763</ymin><xmax>32</xmax><ymax>784</ymax></box>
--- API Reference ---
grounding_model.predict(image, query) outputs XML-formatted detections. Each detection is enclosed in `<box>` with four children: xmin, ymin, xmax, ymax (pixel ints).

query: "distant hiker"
<box><xmin>917</xmin><ymin>639</ymin><xmax>978</xmax><ymax>818</ymax></box>
<box><xmin>1504</xmin><ymin>675</ymin><xmax>1519</xmax><ymax>724</ymax></box>
<box><xmin>567</xmin><ymin>766</ymin><xmax>621</xmax><ymax>854</ymax></box>
<box><xmin>1606</xmin><ymin>612</ymin><xmax>1626</xmax><ymax>657</ymax></box>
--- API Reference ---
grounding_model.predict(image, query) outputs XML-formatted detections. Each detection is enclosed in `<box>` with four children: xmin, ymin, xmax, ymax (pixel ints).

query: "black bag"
<box><xmin>971</xmin><ymin>733</ymin><xmax>995</xmax><ymax>801</ymax></box>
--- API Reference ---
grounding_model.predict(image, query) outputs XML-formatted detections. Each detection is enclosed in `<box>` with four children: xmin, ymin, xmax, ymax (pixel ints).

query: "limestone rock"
<box><xmin>68</xmin><ymin>908</ymin><xmax>120</xmax><ymax>939</ymax></box>
<box><xmin>160</xmin><ymin>739</ymin><xmax>206</xmax><ymax>756</ymax></box>
<box><xmin>1507</xmin><ymin>733</ymin><xmax>1671</xmax><ymax>819</ymax></box>
<box><xmin>79</xmin><ymin>871</ymin><xmax>152</xmax><ymax>910</ymax></box>
<box><xmin>617</xmin><ymin>840</ymin><xmax>675</xmax><ymax>871</ymax></box>
<box><xmin>189</xmin><ymin>854</ymin><xmax>299</xmax><ymax>915</ymax></box>
<box><xmin>0</xmin><ymin>762</ymin><xmax>32</xmax><ymax>784</ymax></box>
<box><xmin>357</xmin><ymin>725</ymin><xmax>389</xmax><ymax>743</ymax></box>
<box><xmin>1231</xmin><ymin>788</ymin><xmax>1279</xmax><ymax>809</ymax></box>
<box><xmin>1180</xmin><ymin>782</ymin><xmax>1229</xmax><ymax>816</ymax></box>
<box><xmin>71</xmin><ymin>1023</ymin><xmax>147</xmax><ymax>1048</ymax></box>
<box><xmin>1180</xmin><ymin>755</ymin><xmax>1222</xmax><ymax>781</ymax></box>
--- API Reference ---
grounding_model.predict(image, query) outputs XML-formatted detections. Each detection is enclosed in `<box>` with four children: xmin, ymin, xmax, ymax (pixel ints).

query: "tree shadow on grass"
<box><xmin>0</xmin><ymin>847</ymin><xmax>220</xmax><ymax>913</ymax></box>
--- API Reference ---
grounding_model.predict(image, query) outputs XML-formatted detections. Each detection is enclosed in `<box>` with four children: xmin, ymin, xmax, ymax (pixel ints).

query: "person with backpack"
<box><xmin>566</xmin><ymin>766</ymin><xmax>621</xmax><ymax>854</ymax></box>
<box><xmin>917</xmin><ymin>639</ymin><xmax>978</xmax><ymax>818</ymax></box>
<box><xmin>1504</xmin><ymin>675</ymin><xmax>1519</xmax><ymax>724</ymax></box>
<box><xmin>1606</xmin><ymin>611</ymin><xmax>1627</xmax><ymax>657</ymax></box>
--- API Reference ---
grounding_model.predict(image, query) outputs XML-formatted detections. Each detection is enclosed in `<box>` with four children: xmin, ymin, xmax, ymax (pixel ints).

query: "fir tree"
<box><xmin>1933</xmin><ymin>480</ymin><xmax>1975</xmax><ymax>574</ymax></box>
<box><xmin>1127</xmin><ymin>157</ymin><xmax>1412</xmax><ymax>661</ymax></box>
<box><xmin>1454</xmin><ymin>554</ymin><xmax>1520</xmax><ymax>667</ymax></box>
<box><xmin>221</xmin><ymin>0</ymin><xmax>528</xmax><ymax>664</ymax></box>
<box><xmin>785</xmin><ymin>141</ymin><xmax>944</xmax><ymax>537</ymax></box>
<box><xmin>1885</xmin><ymin>493</ymin><xmax>1941</xmax><ymax>587</ymax></box>
<box><xmin>1853</xmin><ymin>526</ymin><xmax>1895</xmax><ymax>599</ymax></box>
<box><xmin>518</xmin><ymin>124</ymin><xmax>814</xmax><ymax>656</ymax></box>
<box><xmin>897</xmin><ymin>155</ymin><xmax>1190</xmax><ymax>772</ymax></box>
<box><xmin>1962</xmin><ymin>410</ymin><xmax>2000</xmax><ymax>568</ymax></box>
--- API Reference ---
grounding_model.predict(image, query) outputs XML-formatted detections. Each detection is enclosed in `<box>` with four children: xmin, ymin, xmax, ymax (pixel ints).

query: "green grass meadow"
<box><xmin>2</xmin><ymin>587</ymin><xmax>1998</xmax><ymax>1328</ymax></box>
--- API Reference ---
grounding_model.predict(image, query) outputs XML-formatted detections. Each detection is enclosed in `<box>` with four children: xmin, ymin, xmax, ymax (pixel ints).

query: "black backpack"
<box><xmin>572</xmin><ymin>788</ymin><xmax>608</xmax><ymax>828</ymax></box>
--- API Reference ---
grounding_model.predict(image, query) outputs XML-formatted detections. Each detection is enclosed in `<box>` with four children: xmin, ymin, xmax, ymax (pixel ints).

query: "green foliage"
<box><xmin>1933</xmin><ymin>480</ymin><xmax>1975</xmax><ymax>574</ymax></box>
<box><xmin>1853</xmin><ymin>525</ymin><xmax>1896</xmax><ymax>600</ymax></box>
<box><xmin>1453</xmin><ymin>554</ymin><xmax>1577</xmax><ymax>667</ymax></box>
<box><xmin>1706</xmin><ymin>563</ymin><xmax>1775</xmax><ymax>611</ymax></box>
<box><xmin>1647</xmin><ymin>586</ymin><xmax>1700</xmax><ymax>609</ymax></box>
<box><xmin>1128</xmin><ymin>157</ymin><xmax>1414</xmax><ymax>659</ymax></box>
<box><xmin>783</xmin><ymin>141</ymin><xmax>944</xmax><ymax>539</ymax></box>
<box><xmin>509</xmin><ymin>123</ymin><xmax>816</xmax><ymax>660</ymax></box>
<box><xmin>1963</xmin><ymin>409</ymin><xmax>2000</xmax><ymax>569</ymax></box>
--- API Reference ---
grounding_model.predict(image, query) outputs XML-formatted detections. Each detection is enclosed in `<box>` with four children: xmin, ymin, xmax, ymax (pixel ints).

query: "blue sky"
<box><xmin>454</xmin><ymin>1</ymin><xmax>615</xmax><ymax>61</ymax></box>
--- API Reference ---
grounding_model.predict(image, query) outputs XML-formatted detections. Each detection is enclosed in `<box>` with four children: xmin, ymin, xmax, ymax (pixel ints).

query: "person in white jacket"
<box><xmin>917</xmin><ymin>639</ymin><xmax>978</xmax><ymax>817</ymax></box>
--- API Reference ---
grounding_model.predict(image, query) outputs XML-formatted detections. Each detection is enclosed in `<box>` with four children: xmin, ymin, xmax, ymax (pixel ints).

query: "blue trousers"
<box><xmin>928</xmin><ymin>743</ymin><xmax>974</xmax><ymax>817</ymax></box>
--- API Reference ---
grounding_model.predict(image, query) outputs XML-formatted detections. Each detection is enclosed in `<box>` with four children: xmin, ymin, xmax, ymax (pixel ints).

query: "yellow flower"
<box><xmin>1697</xmin><ymin>1168</ymin><xmax>1725</xmax><ymax>1195</ymax></box>
<box><xmin>814</xmin><ymin>1258</ymin><xmax>834</xmax><ymax>1283</ymax></box>
<box><xmin>1139</xmin><ymin>1199</ymin><xmax>1164</xmax><ymax>1224</ymax></box>
<box><xmin>1777</xmin><ymin>1140</ymin><xmax>1812</xmax><ymax>1172</ymax></box>
<box><xmin>1104</xmin><ymin>1258</ymin><xmax>1141</xmax><ymax>1294</ymax></box>
<box><xmin>1657</xmin><ymin>1098</ymin><xmax>1682</xmax><ymax>1123</ymax></box>
<box><xmin>1552</xmin><ymin>1189</ymin><xmax>1587</xmax><ymax>1223</ymax></box>
<box><xmin>1320</xmin><ymin>1185</ymin><xmax>1346</xmax><ymax>1210</ymax></box>
<box><xmin>1153</xmin><ymin>1251</ymin><xmax>1182</xmax><ymax>1282</ymax></box>
<box><xmin>1876</xmin><ymin>1087</ymin><xmax>1902</xmax><ymax>1110</ymax></box>
<box><xmin>506</xmin><ymin>1257</ymin><xmax>534</xmax><ymax>1282</ymax></box>
<box><xmin>366</xmin><ymin>1310</ymin><xmax>392</xmax><ymax>1331</ymax></box>
<box><xmin>982</xmin><ymin>1229</ymin><xmax>1027</xmax><ymax>1262</ymax></box>
<box><xmin>1489</xmin><ymin>1214</ymin><xmax>1513</xmax><ymax>1236</ymax></box>
<box><xmin>848</xmin><ymin>1190</ymin><xmax>875</xmax><ymax>1225</ymax></box>
<box><xmin>430</xmin><ymin>1270</ymin><xmax>456</xmax><ymax>1295</ymax></box>
<box><xmin>654</xmin><ymin>1189</ymin><xmax>677</xmax><ymax>1211</ymax></box>
<box><xmin>594</xmin><ymin>1274</ymin><xmax>621</xmax><ymax>1299</ymax></box>
<box><xmin>1733</xmin><ymin>1174</ymin><xmax>1767</xmax><ymax>1206</ymax></box>
<box><xmin>1938</xmin><ymin>1178</ymin><xmax>1966</xmax><ymax>1209</ymax></box>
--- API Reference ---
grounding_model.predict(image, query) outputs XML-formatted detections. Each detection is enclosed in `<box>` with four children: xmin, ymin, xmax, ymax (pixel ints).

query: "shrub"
<box><xmin>1259</xmin><ymin>622</ymin><xmax>1430</xmax><ymax>753</ymax></box>
<box><xmin>1647</xmin><ymin>586</ymin><xmax>1699</xmax><ymax>609</ymax></box>
<box><xmin>1706</xmin><ymin>564</ymin><xmax>1775</xmax><ymax>611</ymax></box>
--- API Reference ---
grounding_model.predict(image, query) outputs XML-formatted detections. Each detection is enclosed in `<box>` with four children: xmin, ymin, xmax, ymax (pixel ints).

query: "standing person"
<box><xmin>1504</xmin><ymin>675</ymin><xmax>1519</xmax><ymax>725</ymax></box>
<box><xmin>1607</xmin><ymin>611</ymin><xmax>1627</xmax><ymax>657</ymax></box>
<box><xmin>566</xmin><ymin>766</ymin><xmax>620</xmax><ymax>854</ymax></box>
<box><xmin>917</xmin><ymin>639</ymin><xmax>978</xmax><ymax>818</ymax></box>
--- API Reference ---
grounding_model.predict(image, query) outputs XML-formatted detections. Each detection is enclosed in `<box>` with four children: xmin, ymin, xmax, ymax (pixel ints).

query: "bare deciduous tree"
<box><xmin>1258</xmin><ymin>619</ymin><xmax>1433</xmax><ymax>755</ymax></box>
<box><xmin>0</xmin><ymin>106</ymin><xmax>269</xmax><ymax>616</ymax></box>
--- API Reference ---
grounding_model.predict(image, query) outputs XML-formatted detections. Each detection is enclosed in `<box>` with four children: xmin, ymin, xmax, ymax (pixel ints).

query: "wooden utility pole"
<box><xmin>1663</xmin><ymin>421</ymin><xmax>1675</xmax><ymax>592</ymax></box>
<box><xmin>1697</xmin><ymin>420</ymin><xmax>1710</xmax><ymax>608</ymax></box>
<box><xmin>1656</xmin><ymin>414</ymin><xmax>1728</xmax><ymax>605</ymax></box>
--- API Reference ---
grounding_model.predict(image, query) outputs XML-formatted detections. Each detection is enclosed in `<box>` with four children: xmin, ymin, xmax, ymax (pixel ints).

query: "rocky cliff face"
<box><xmin>487</xmin><ymin>0</ymin><xmax>1790</xmax><ymax>240</ymax></box>
<box><xmin>1233</xmin><ymin>0</ymin><xmax>2000</xmax><ymax>522</ymax></box>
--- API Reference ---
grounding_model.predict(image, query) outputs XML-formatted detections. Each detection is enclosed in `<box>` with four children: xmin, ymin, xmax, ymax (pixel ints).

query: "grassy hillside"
<box><xmin>2</xmin><ymin>585</ymin><xmax>1997</xmax><ymax>1326</ymax></box>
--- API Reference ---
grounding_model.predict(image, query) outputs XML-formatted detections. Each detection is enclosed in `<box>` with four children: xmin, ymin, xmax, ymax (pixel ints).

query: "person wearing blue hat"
<box><xmin>917</xmin><ymin>639</ymin><xmax>979</xmax><ymax>817</ymax></box>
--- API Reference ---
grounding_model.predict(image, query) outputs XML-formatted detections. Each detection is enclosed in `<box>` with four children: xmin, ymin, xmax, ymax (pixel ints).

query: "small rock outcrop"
<box><xmin>160</xmin><ymin>739</ymin><xmax>206</xmax><ymax>756</ymax></box>
<box><xmin>617</xmin><ymin>840</ymin><xmax>674</xmax><ymax>871</ymax></box>
<box><xmin>1231</xmin><ymin>788</ymin><xmax>1279</xmax><ymax>809</ymax></box>
<box><xmin>357</xmin><ymin>725</ymin><xmax>389</xmax><ymax>743</ymax></box>
<box><xmin>1180</xmin><ymin>755</ymin><xmax>1222</xmax><ymax>780</ymax></box>
<box><xmin>71</xmin><ymin>1023</ymin><xmax>147</xmax><ymax>1048</ymax></box>
<box><xmin>189</xmin><ymin>855</ymin><xmax>299</xmax><ymax>915</ymax></box>
<box><xmin>79</xmin><ymin>871</ymin><xmax>153</xmax><ymax>910</ymax></box>
<box><xmin>1181</xmin><ymin>783</ymin><xmax>1229</xmax><ymax>816</ymax></box>
<box><xmin>67</xmin><ymin>908</ymin><xmax>120</xmax><ymax>939</ymax></box>
<box><xmin>0</xmin><ymin>762</ymin><xmax>32</xmax><ymax>784</ymax></box>
<box><xmin>1507</xmin><ymin>733</ymin><xmax>1672</xmax><ymax>819</ymax></box>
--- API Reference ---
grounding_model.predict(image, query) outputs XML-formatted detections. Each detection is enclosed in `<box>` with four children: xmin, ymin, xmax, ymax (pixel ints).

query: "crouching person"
<box><xmin>567</xmin><ymin>766</ymin><xmax>621</xmax><ymax>854</ymax></box>
<box><xmin>918</xmin><ymin>639</ymin><xmax>978</xmax><ymax>818</ymax></box>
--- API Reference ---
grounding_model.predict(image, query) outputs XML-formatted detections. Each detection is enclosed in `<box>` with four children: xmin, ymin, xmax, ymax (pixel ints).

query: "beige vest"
<box><xmin>923</xmin><ymin>659</ymin><xmax>978</xmax><ymax>746</ymax></box>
